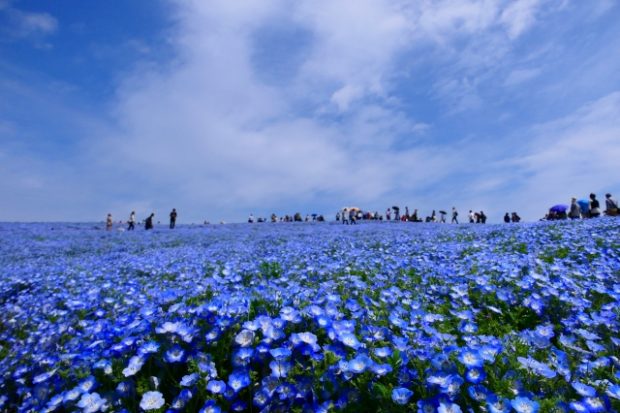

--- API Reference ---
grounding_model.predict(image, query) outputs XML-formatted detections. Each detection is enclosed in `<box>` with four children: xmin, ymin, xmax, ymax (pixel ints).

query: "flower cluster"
<box><xmin>0</xmin><ymin>219</ymin><xmax>619</xmax><ymax>412</ymax></box>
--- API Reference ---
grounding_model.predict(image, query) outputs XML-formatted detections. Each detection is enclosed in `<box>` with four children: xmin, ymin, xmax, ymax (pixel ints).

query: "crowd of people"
<box><xmin>334</xmin><ymin>207</ymin><xmax>493</xmax><ymax>225</ymax></box>
<box><xmin>248</xmin><ymin>213</ymin><xmax>326</xmax><ymax>223</ymax></box>
<box><xmin>103</xmin><ymin>193</ymin><xmax>618</xmax><ymax>229</ymax></box>
<box><xmin>544</xmin><ymin>193</ymin><xmax>618</xmax><ymax>220</ymax></box>
<box><xmin>105</xmin><ymin>209</ymin><xmax>178</xmax><ymax>231</ymax></box>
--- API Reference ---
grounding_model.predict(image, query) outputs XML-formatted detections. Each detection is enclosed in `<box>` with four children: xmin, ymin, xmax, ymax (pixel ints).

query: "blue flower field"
<box><xmin>1</xmin><ymin>219</ymin><xmax>619</xmax><ymax>412</ymax></box>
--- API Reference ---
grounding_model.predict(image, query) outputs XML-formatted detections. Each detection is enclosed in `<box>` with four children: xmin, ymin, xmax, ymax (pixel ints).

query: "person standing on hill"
<box><xmin>451</xmin><ymin>207</ymin><xmax>459</xmax><ymax>224</ymax></box>
<box><xmin>569</xmin><ymin>198</ymin><xmax>581</xmax><ymax>219</ymax></box>
<box><xmin>589</xmin><ymin>193</ymin><xmax>601</xmax><ymax>218</ymax></box>
<box><xmin>504</xmin><ymin>213</ymin><xmax>510</xmax><ymax>223</ymax></box>
<box><xmin>106</xmin><ymin>214</ymin><xmax>113</xmax><ymax>231</ymax></box>
<box><xmin>169</xmin><ymin>208</ymin><xmax>178</xmax><ymax>228</ymax></box>
<box><xmin>145</xmin><ymin>213</ymin><xmax>155</xmax><ymax>230</ymax></box>
<box><xmin>605</xmin><ymin>193</ymin><xmax>618</xmax><ymax>216</ymax></box>
<box><xmin>128</xmin><ymin>211</ymin><xmax>136</xmax><ymax>230</ymax></box>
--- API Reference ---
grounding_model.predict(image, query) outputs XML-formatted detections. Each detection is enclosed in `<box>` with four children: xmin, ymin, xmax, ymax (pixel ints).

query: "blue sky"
<box><xmin>1</xmin><ymin>0</ymin><xmax>619</xmax><ymax>223</ymax></box>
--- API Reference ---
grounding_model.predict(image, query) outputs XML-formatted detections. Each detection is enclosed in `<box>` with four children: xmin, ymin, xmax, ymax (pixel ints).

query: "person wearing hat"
<box><xmin>605</xmin><ymin>193</ymin><xmax>619</xmax><ymax>216</ymax></box>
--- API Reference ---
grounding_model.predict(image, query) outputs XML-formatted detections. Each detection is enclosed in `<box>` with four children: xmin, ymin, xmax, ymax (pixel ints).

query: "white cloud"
<box><xmin>504</xmin><ymin>67</ymin><xmax>541</xmax><ymax>86</ymax></box>
<box><xmin>500</xmin><ymin>0</ymin><xmax>544</xmax><ymax>40</ymax></box>
<box><xmin>500</xmin><ymin>91</ymin><xmax>620</xmax><ymax>219</ymax></box>
<box><xmin>6</xmin><ymin>7</ymin><xmax>57</xmax><ymax>37</ymax></box>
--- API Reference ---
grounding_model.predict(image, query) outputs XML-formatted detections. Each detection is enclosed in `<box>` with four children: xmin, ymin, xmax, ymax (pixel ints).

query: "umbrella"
<box><xmin>577</xmin><ymin>199</ymin><xmax>590</xmax><ymax>212</ymax></box>
<box><xmin>550</xmin><ymin>204</ymin><xmax>568</xmax><ymax>213</ymax></box>
<box><xmin>392</xmin><ymin>206</ymin><xmax>400</xmax><ymax>211</ymax></box>
<box><xmin>439</xmin><ymin>210</ymin><xmax>447</xmax><ymax>215</ymax></box>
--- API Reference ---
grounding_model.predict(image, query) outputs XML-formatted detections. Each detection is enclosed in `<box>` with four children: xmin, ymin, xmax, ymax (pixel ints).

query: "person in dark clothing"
<box><xmin>128</xmin><ymin>211</ymin><xmax>136</xmax><ymax>230</ymax></box>
<box><xmin>169</xmin><ymin>209</ymin><xmax>178</xmax><ymax>229</ymax></box>
<box><xmin>504</xmin><ymin>213</ymin><xmax>510</xmax><ymax>223</ymax></box>
<box><xmin>451</xmin><ymin>207</ymin><xmax>458</xmax><ymax>224</ymax></box>
<box><xmin>480</xmin><ymin>211</ymin><xmax>487</xmax><ymax>224</ymax></box>
<box><xmin>511</xmin><ymin>212</ymin><xmax>521</xmax><ymax>223</ymax></box>
<box><xmin>589</xmin><ymin>193</ymin><xmax>601</xmax><ymax>217</ymax></box>
<box><xmin>145</xmin><ymin>213</ymin><xmax>155</xmax><ymax>230</ymax></box>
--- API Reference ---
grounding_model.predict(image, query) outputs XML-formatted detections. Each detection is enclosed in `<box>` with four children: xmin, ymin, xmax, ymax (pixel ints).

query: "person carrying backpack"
<box><xmin>605</xmin><ymin>193</ymin><xmax>619</xmax><ymax>216</ymax></box>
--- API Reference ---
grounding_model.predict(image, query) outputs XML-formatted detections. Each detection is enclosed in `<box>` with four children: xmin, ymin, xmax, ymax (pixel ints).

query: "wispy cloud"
<box><xmin>1</xmin><ymin>2</ymin><xmax>57</xmax><ymax>38</ymax></box>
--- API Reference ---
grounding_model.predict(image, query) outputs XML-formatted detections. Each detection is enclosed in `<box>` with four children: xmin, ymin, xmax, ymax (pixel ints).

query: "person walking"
<box><xmin>605</xmin><ymin>193</ymin><xmax>619</xmax><ymax>216</ymax></box>
<box><xmin>106</xmin><ymin>213</ymin><xmax>113</xmax><ymax>231</ymax></box>
<box><xmin>145</xmin><ymin>213</ymin><xmax>155</xmax><ymax>230</ymax></box>
<box><xmin>169</xmin><ymin>208</ymin><xmax>178</xmax><ymax>228</ymax></box>
<box><xmin>451</xmin><ymin>207</ymin><xmax>459</xmax><ymax>224</ymax></box>
<box><xmin>589</xmin><ymin>193</ymin><xmax>601</xmax><ymax>218</ymax></box>
<box><xmin>128</xmin><ymin>211</ymin><xmax>136</xmax><ymax>230</ymax></box>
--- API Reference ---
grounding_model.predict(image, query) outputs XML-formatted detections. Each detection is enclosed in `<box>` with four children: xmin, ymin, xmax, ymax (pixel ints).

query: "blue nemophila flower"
<box><xmin>348</xmin><ymin>354</ymin><xmax>373</xmax><ymax>374</ymax></box>
<box><xmin>487</xmin><ymin>394</ymin><xmax>511</xmax><ymax>413</ymax></box>
<box><xmin>568</xmin><ymin>401</ymin><xmax>587</xmax><ymax>412</ymax></box>
<box><xmin>78</xmin><ymin>376</ymin><xmax>97</xmax><ymax>393</ymax></box>
<box><xmin>269</xmin><ymin>360</ymin><xmax>291</xmax><ymax>377</ymax></box>
<box><xmin>581</xmin><ymin>396</ymin><xmax>608</xmax><ymax>412</ymax></box>
<box><xmin>392</xmin><ymin>387</ymin><xmax>413</xmax><ymax>405</ymax></box>
<box><xmin>115</xmin><ymin>381</ymin><xmax>132</xmax><ymax>396</ymax></box>
<box><xmin>92</xmin><ymin>359</ymin><xmax>112</xmax><ymax>375</ymax></box>
<box><xmin>32</xmin><ymin>369</ymin><xmax>56</xmax><ymax>384</ymax></box>
<box><xmin>438</xmin><ymin>401</ymin><xmax>463</xmax><ymax>413</ymax></box>
<box><xmin>339</xmin><ymin>332</ymin><xmax>361</xmax><ymax>349</ymax></box>
<box><xmin>63</xmin><ymin>387</ymin><xmax>82</xmax><ymax>403</ymax></box>
<box><xmin>77</xmin><ymin>392</ymin><xmax>106</xmax><ymax>413</ymax></box>
<box><xmin>468</xmin><ymin>384</ymin><xmax>489</xmax><ymax>402</ymax></box>
<box><xmin>371</xmin><ymin>363</ymin><xmax>393</xmax><ymax>376</ymax></box>
<box><xmin>206</xmin><ymin>379</ymin><xmax>227</xmax><ymax>394</ymax></box>
<box><xmin>122</xmin><ymin>355</ymin><xmax>145</xmax><ymax>377</ymax></box>
<box><xmin>606</xmin><ymin>384</ymin><xmax>620</xmax><ymax>399</ymax></box>
<box><xmin>511</xmin><ymin>396</ymin><xmax>540</xmax><ymax>413</ymax></box>
<box><xmin>234</xmin><ymin>329</ymin><xmax>255</xmax><ymax>347</ymax></box>
<box><xmin>440</xmin><ymin>375</ymin><xmax>464</xmax><ymax>397</ymax></box>
<box><xmin>138</xmin><ymin>341</ymin><xmax>160</xmax><ymax>355</ymax></box>
<box><xmin>180</xmin><ymin>373</ymin><xmax>199</xmax><ymax>387</ymax></box>
<box><xmin>171</xmin><ymin>389</ymin><xmax>193</xmax><ymax>410</ymax></box>
<box><xmin>280</xmin><ymin>306</ymin><xmax>301</xmax><ymax>322</ymax></box>
<box><xmin>374</xmin><ymin>346</ymin><xmax>392</xmax><ymax>358</ymax></box>
<box><xmin>232</xmin><ymin>347</ymin><xmax>254</xmax><ymax>367</ymax></box>
<box><xmin>517</xmin><ymin>356</ymin><xmax>556</xmax><ymax>379</ymax></box>
<box><xmin>198</xmin><ymin>400</ymin><xmax>222</xmax><ymax>413</ymax></box>
<box><xmin>228</xmin><ymin>370</ymin><xmax>250</xmax><ymax>392</ymax></box>
<box><xmin>164</xmin><ymin>345</ymin><xmax>186</xmax><ymax>363</ymax></box>
<box><xmin>571</xmin><ymin>382</ymin><xmax>596</xmax><ymax>397</ymax></box>
<box><xmin>253</xmin><ymin>389</ymin><xmax>270</xmax><ymax>408</ymax></box>
<box><xmin>417</xmin><ymin>399</ymin><xmax>436</xmax><ymax>413</ymax></box>
<box><xmin>466</xmin><ymin>367</ymin><xmax>486</xmax><ymax>384</ymax></box>
<box><xmin>140</xmin><ymin>391</ymin><xmax>165</xmax><ymax>411</ymax></box>
<box><xmin>269</xmin><ymin>347</ymin><xmax>292</xmax><ymax>361</ymax></box>
<box><xmin>458</xmin><ymin>348</ymin><xmax>484</xmax><ymax>368</ymax></box>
